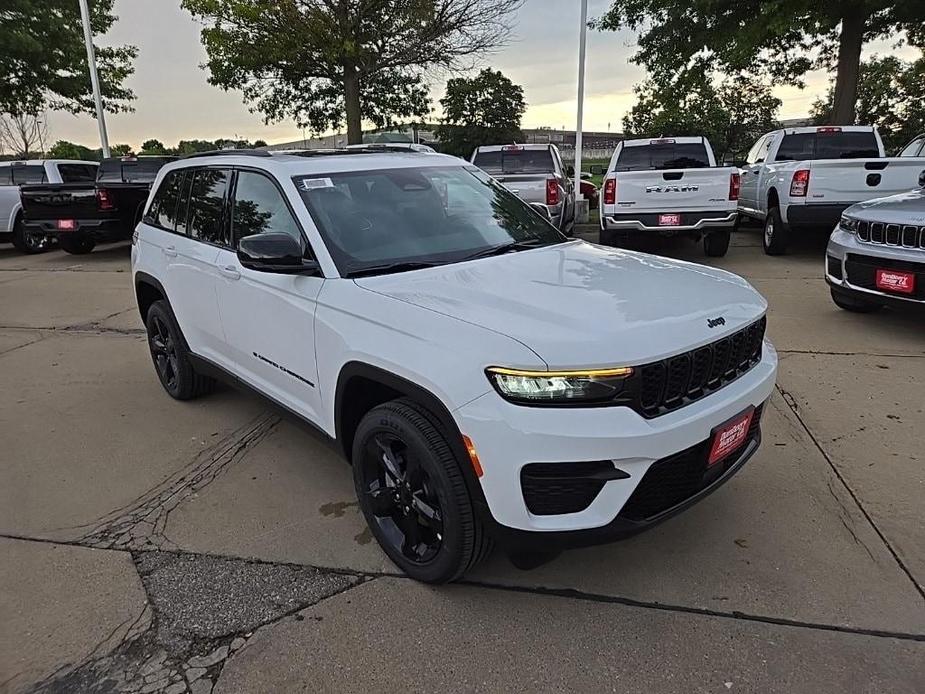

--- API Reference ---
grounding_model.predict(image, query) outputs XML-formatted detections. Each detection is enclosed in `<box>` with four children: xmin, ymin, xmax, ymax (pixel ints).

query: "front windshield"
<box><xmin>293</xmin><ymin>165</ymin><xmax>566</xmax><ymax>276</ymax></box>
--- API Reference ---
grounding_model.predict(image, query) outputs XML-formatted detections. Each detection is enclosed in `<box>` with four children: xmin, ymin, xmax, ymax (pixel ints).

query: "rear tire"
<box><xmin>10</xmin><ymin>216</ymin><xmax>48</xmax><ymax>254</ymax></box>
<box><xmin>59</xmin><ymin>234</ymin><xmax>96</xmax><ymax>255</ymax></box>
<box><xmin>830</xmin><ymin>287</ymin><xmax>883</xmax><ymax>313</ymax></box>
<box><xmin>352</xmin><ymin>398</ymin><xmax>491</xmax><ymax>583</ymax></box>
<box><xmin>145</xmin><ymin>300</ymin><xmax>216</xmax><ymax>400</ymax></box>
<box><xmin>703</xmin><ymin>228</ymin><xmax>731</xmax><ymax>257</ymax></box>
<box><xmin>762</xmin><ymin>206</ymin><xmax>789</xmax><ymax>255</ymax></box>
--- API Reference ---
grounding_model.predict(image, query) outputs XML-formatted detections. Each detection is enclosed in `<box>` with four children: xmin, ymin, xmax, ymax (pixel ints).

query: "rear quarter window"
<box><xmin>615</xmin><ymin>143</ymin><xmax>710</xmax><ymax>170</ymax></box>
<box><xmin>146</xmin><ymin>171</ymin><xmax>185</xmax><ymax>231</ymax></box>
<box><xmin>0</xmin><ymin>167</ymin><xmax>11</xmax><ymax>185</ymax></box>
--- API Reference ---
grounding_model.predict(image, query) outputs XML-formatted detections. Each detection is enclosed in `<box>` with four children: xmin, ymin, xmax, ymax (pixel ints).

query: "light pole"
<box><xmin>78</xmin><ymin>0</ymin><xmax>110</xmax><ymax>158</ymax></box>
<box><xmin>574</xmin><ymin>0</ymin><xmax>588</xmax><ymax>209</ymax></box>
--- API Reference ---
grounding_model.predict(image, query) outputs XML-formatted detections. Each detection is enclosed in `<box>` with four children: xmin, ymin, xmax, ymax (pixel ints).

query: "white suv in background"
<box><xmin>132</xmin><ymin>148</ymin><xmax>777</xmax><ymax>583</ymax></box>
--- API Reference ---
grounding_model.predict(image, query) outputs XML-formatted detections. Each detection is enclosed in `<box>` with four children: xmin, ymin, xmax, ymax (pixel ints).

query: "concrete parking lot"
<box><xmin>1</xmin><ymin>230</ymin><xmax>923</xmax><ymax>693</ymax></box>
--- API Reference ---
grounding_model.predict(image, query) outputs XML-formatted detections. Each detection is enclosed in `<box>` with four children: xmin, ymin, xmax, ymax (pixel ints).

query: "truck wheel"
<box><xmin>10</xmin><ymin>216</ymin><xmax>48</xmax><ymax>254</ymax></box>
<box><xmin>353</xmin><ymin>398</ymin><xmax>491</xmax><ymax>583</ymax></box>
<box><xmin>762</xmin><ymin>207</ymin><xmax>789</xmax><ymax>255</ymax></box>
<box><xmin>145</xmin><ymin>300</ymin><xmax>216</xmax><ymax>399</ymax></box>
<box><xmin>703</xmin><ymin>229</ymin><xmax>731</xmax><ymax>257</ymax></box>
<box><xmin>830</xmin><ymin>287</ymin><xmax>883</xmax><ymax>313</ymax></box>
<box><xmin>59</xmin><ymin>235</ymin><xmax>96</xmax><ymax>255</ymax></box>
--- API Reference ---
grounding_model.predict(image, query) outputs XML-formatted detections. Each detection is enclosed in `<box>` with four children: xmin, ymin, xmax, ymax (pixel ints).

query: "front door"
<box><xmin>215</xmin><ymin>169</ymin><xmax>324</xmax><ymax>422</ymax></box>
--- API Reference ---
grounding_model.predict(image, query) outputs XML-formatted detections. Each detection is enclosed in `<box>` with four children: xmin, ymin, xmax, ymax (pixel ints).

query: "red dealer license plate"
<box><xmin>708</xmin><ymin>407</ymin><xmax>755</xmax><ymax>466</ymax></box>
<box><xmin>876</xmin><ymin>269</ymin><xmax>915</xmax><ymax>295</ymax></box>
<box><xmin>658</xmin><ymin>213</ymin><xmax>681</xmax><ymax>226</ymax></box>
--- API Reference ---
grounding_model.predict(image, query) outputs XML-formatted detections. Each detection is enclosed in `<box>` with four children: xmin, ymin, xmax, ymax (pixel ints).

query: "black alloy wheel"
<box><xmin>144</xmin><ymin>300</ymin><xmax>215</xmax><ymax>400</ymax></box>
<box><xmin>149</xmin><ymin>312</ymin><xmax>180</xmax><ymax>393</ymax></box>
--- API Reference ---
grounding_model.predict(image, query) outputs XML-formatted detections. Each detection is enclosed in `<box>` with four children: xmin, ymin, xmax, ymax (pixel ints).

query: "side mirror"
<box><xmin>237</xmin><ymin>233</ymin><xmax>319</xmax><ymax>275</ymax></box>
<box><xmin>589</xmin><ymin>164</ymin><xmax>604</xmax><ymax>176</ymax></box>
<box><xmin>529</xmin><ymin>202</ymin><xmax>552</xmax><ymax>220</ymax></box>
<box><xmin>565</xmin><ymin>164</ymin><xmax>575</xmax><ymax>177</ymax></box>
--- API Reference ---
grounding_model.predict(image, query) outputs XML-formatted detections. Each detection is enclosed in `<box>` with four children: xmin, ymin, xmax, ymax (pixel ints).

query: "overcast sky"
<box><xmin>44</xmin><ymin>0</ymin><xmax>914</xmax><ymax>149</ymax></box>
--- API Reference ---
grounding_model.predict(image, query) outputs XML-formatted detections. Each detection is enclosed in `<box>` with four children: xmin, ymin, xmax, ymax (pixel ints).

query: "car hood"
<box><xmin>355</xmin><ymin>241</ymin><xmax>767</xmax><ymax>369</ymax></box>
<box><xmin>846</xmin><ymin>188</ymin><xmax>925</xmax><ymax>224</ymax></box>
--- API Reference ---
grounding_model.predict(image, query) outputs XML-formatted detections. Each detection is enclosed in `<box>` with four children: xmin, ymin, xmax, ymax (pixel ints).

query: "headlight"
<box><xmin>486</xmin><ymin>366</ymin><xmax>633</xmax><ymax>404</ymax></box>
<box><xmin>840</xmin><ymin>215</ymin><xmax>859</xmax><ymax>233</ymax></box>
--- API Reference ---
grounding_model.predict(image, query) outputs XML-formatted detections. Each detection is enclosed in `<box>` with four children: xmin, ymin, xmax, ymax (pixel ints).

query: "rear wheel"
<box><xmin>830</xmin><ymin>287</ymin><xmax>883</xmax><ymax>313</ymax></box>
<box><xmin>352</xmin><ymin>398</ymin><xmax>491</xmax><ymax>583</ymax></box>
<box><xmin>145</xmin><ymin>301</ymin><xmax>216</xmax><ymax>400</ymax></box>
<box><xmin>762</xmin><ymin>206</ymin><xmax>789</xmax><ymax>255</ymax></box>
<box><xmin>703</xmin><ymin>228</ymin><xmax>731</xmax><ymax>257</ymax></box>
<box><xmin>10</xmin><ymin>216</ymin><xmax>49</xmax><ymax>254</ymax></box>
<box><xmin>59</xmin><ymin>234</ymin><xmax>96</xmax><ymax>255</ymax></box>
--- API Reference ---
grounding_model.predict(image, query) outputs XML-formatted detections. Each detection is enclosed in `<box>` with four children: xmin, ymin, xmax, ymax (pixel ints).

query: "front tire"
<box><xmin>145</xmin><ymin>301</ymin><xmax>216</xmax><ymax>400</ymax></box>
<box><xmin>762</xmin><ymin>206</ymin><xmax>789</xmax><ymax>255</ymax></box>
<box><xmin>11</xmin><ymin>216</ymin><xmax>49</xmax><ymax>254</ymax></box>
<box><xmin>59</xmin><ymin>234</ymin><xmax>96</xmax><ymax>255</ymax></box>
<box><xmin>703</xmin><ymin>228</ymin><xmax>731</xmax><ymax>257</ymax></box>
<box><xmin>352</xmin><ymin>399</ymin><xmax>491</xmax><ymax>583</ymax></box>
<box><xmin>830</xmin><ymin>287</ymin><xmax>883</xmax><ymax>313</ymax></box>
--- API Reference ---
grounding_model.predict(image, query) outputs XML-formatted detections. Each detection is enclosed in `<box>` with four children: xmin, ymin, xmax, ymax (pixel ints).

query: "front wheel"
<box><xmin>11</xmin><ymin>216</ymin><xmax>49</xmax><ymax>254</ymax></box>
<box><xmin>352</xmin><ymin>399</ymin><xmax>491</xmax><ymax>583</ymax></box>
<box><xmin>59</xmin><ymin>234</ymin><xmax>96</xmax><ymax>255</ymax></box>
<box><xmin>703</xmin><ymin>228</ymin><xmax>731</xmax><ymax>257</ymax></box>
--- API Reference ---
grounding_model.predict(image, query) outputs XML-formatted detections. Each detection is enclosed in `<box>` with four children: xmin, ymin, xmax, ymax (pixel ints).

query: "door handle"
<box><xmin>162</xmin><ymin>245</ymin><xmax>177</xmax><ymax>257</ymax></box>
<box><xmin>219</xmin><ymin>265</ymin><xmax>241</xmax><ymax>280</ymax></box>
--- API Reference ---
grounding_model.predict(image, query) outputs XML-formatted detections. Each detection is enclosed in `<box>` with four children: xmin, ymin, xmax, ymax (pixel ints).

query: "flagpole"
<box><xmin>78</xmin><ymin>0</ymin><xmax>111</xmax><ymax>157</ymax></box>
<box><xmin>573</xmin><ymin>0</ymin><xmax>589</xmax><ymax>209</ymax></box>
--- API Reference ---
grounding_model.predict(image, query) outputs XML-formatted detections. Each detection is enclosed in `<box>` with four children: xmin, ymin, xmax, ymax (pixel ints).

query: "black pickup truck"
<box><xmin>20</xmin><ymin>155</ymin><xmax>177</xmax><ymax>254</ymax></box>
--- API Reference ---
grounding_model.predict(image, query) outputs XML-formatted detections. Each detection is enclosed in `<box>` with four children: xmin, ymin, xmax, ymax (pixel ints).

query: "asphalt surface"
<box><xmin>0</xmin><ymin>228</ymin><xmax>923</xmax><ymax>693</ymax></box>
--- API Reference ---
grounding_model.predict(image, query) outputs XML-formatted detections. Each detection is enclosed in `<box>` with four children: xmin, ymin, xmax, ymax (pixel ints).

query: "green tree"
<box><xmin>623</xmin><ymin>70</ymin><xmax>781</xmax><ymax>161</ymax></box>
<box><xmin>1</xmin><ymin>0</ymin><xmax>136</xmax><ymax>117</ymax></box>
<box><xmin>106</xmin><ymin>144</ymin><xmax>132</xmax><ymax>157</ymax></box>
<box><xmin>435</xmin><ymin>69</ymin><xmax>526</xmax><ymax>158</ymax></box>
<box><xmin>182</xmin><ymin>0</ymin><xmax>523</xmax><ymax>144</ymax></box>
<box><xmin>47</xmin><ymin>140</ymin><xmax>98</xmax><ymax>160</ymax></box>
<box><xmin>175</xmin><ymin>139</ymin><xmax>217</xmax><ymax>155</ymax></box>
<box><xmin>594</xmin><ymin>0</ymin><xmax>925</xmax><ymax>125</ymax></box>
<box><xmin>140</xmin><ymin>139</ymin><xmax>168</xmax><ymax>155</ymax></box>
<box><xmin>811</xmin><ymin>54</ymin><xmax>925</xmax><ymax>152</ymax></box>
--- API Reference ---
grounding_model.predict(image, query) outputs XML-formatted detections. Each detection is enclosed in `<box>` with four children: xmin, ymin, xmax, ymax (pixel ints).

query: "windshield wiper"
<box><xmin>344</xmin><ymin>261</ymin><xmax>443</xmax><ymax>278</ymax></box>
<box><xmin>459</xmin><ymin>238</ymin><xmax>550</xmax><ymax>262</ymax></box>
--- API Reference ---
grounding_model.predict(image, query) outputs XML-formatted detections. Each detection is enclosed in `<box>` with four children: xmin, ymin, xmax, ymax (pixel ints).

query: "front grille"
<box><xmin>619</xmin><ymin>404</ymin><xmax>763</xmax><ymax>522</ymax></box>
<box><xmin>521</xmin><ymin>461</ymin><xmax>613</xmax><ymax>515</ymax></box>
<box><xmin>631</xmin><ymin>317</ymin><xmax>766</xmax><ymax>418</ymax></box>
<box><xmin>845</xmin><ymin>253</ymin><xmax>925</xmax><ymax>299</ymax></box>
<box><xmin>857</xmin><ymin>220</ymin><xmax>925</xmax><ymax>250</ymax></box>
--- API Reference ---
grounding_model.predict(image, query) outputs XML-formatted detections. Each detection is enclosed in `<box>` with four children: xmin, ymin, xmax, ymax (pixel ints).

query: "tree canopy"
<box><xmin>622</xmin><ymin>70</ymin><xmax>781</xmax><ymax>161</ymax></box>
<box><xmin>435</xmin><ymin>69</ymin><xmax>526</xmax><ymax>157</ymax></box>
<box><xmin>0</xmin><ymin>0</ymin><xmax>136</xmax><ymax>117</ymax></box>
<box><xmin>182</xmin><ymin>0</ymin><xmax>523</xmax><ymax>144</ymax></box>
<box><xmin>811</xmin><ymin>53</ymin><xmax>925</xmax><ymax>153</ymax></box>
<box><xmin>594</xmin><ymin>0</ymin><xmax>925</xmax><ymax>124</ymax></box>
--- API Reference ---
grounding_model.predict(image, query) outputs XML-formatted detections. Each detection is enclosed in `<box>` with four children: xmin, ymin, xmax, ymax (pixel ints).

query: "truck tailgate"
<box><xmin>20</xmin><ymin>183</ymin><xmax>98</xmax><ymax>222</ymax></box>
<box><xmin>605</xmin><ymin>167</ymin><xmax>735</xmax><ymax>215</ymax></box>
<box><xmin>804</xmin><ymin>158</ymin><xmax>925</xmax><ymax>204</ymax></box>
<box><xmin>491</xmin><ymin>174</ymin><xmax>550</xmax><ymax>204</ymax></box>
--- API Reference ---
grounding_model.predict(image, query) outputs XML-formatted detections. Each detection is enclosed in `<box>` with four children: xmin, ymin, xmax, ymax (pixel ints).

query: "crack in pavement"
<box><xmin>58</xmin><ymin>413</ymin><xmax>281</xmax><ymax>551</ymax></box>
<box><xmin>26</xmin><ymin>550</ymin><xmax>364</xmax><ymax>694</ymax></box>
<box><xmin>775</xmin><ymin>384</ymin><xmax>925</xmax><ymax>601</ymax></box>
<box><xmin>777</xmin><ymin>349</ymin><xmax>925</xmax><ymax>358</ymax></box>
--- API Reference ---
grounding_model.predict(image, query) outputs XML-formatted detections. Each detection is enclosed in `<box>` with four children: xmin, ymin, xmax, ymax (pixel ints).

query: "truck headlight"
<box><xmin>486</xmin><ymin>366</ymin><xmax>633</xmax><ymax>404</ymax></box>
<box><xmin>840</xmin><ymin>215</ymin><xmax>859</xmax><ymax>233</ymax></box>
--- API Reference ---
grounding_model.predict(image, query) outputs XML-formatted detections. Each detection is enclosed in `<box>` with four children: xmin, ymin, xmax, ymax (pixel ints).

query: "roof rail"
<box><xmin>182</xmin><ymin>149</ymin><xmax>272</xmax><ymax>159</ymax></box>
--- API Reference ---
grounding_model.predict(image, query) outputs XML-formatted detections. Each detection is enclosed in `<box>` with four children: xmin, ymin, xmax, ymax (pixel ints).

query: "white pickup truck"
<box><xmin>0</xmin><ymin>159</ymin><xmax>99</xmax><ymax>253</ymax></box>
<box><xmin>598</xmin><ymin>137</ymin><xmax>740</xmax><ymax>257</ymax></box>
<box><xmin>737</xmin><ymin>126</ymin><xmax>925</xmax><ymax>255</ymax></box>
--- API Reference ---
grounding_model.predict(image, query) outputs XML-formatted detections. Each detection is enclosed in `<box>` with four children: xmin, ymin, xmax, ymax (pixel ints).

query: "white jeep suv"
<box><xmin>132</xmin><ymin>148</ymin><xmax>778</xmax><ymax>583</ymax></box>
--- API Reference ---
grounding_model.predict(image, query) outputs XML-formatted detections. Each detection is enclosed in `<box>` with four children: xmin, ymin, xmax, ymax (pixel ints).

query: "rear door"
<box><xmin>739</xmin><ymin>135</ymin><xmax>770</xmax><ymax>214</ymax></box>
<box><xmin>214</xmin><ymin>169</ymin><xmax>324</xmax><ymax>419</ymax></box>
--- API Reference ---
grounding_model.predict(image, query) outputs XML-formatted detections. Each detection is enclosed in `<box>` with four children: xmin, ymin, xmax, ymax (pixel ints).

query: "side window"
<box><xmin>147</xmin><ymin>171</ymin><xmax>184</xmax><ymax>231</ymax></box>
<box><xmin>58</xmin><ymin>164</ymin><xmax>97</xmax><ymax>183</ymax></box>
<box><xmin>11</xmin><ymin>165</ymin><xmax>47</xmax><ymax>184</ymax></box>
<box><xmin>231</xmin><ymin>170</ymin><xmax>303</xmax><ymax>247</ymax></box>
<box><xmin>0</xmin><ymin>167</ymin><xmax>11</xmax><ymax>185</ymax></box>
<box><xmin>744</xmin><ymin>138</ymin><xmax>763</xmax><ymax>165</ymax></box>
<box><xmin>187</xmin><ymin>168</ymin><xmax>231</xmax><ymax>246</ymax></box>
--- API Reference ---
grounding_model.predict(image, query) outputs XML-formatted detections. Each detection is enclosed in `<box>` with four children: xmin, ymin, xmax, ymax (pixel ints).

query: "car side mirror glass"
<box><xmin>237</xmin><ymin>233</ymin><xmax>318</xmax><ymax>275</ymax></box>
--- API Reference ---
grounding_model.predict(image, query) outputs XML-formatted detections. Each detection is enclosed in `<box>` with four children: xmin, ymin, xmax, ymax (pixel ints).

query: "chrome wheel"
<box><xmin>764</xmin><ymin>217</ymin><xmax>774</xmax><ymax>246</ymax></box>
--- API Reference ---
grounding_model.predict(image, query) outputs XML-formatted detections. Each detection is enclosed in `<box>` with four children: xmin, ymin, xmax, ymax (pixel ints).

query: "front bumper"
<box><xmin>826</xmin><ymin>228</ymin><xmax>925</xmax><ymax>305</ymax></box>
<box><xmin>601</xmin><ymin>210</ymin><xmax>736</xmax><ymax>234</ymax></box>
<box><xmin>454</xmin><ymin>343</ymin><xmax>778</xmax><ymax>540</ymax></box>
<box><xmin>23</xmin><ymin>218</ymin><xmax>124</xmax><ymax>240</ymax></box>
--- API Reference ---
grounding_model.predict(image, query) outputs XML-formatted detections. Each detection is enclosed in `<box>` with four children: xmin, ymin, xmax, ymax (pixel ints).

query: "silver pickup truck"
<box><xmin>0</xmin><ymin>159</ymin><xmax>99</xmax><ymax>253</ymax></box>
<box><xmin>471</xmin><ymin>143</ymin><xmax>575</xmax><ymax>234</ymax></box>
